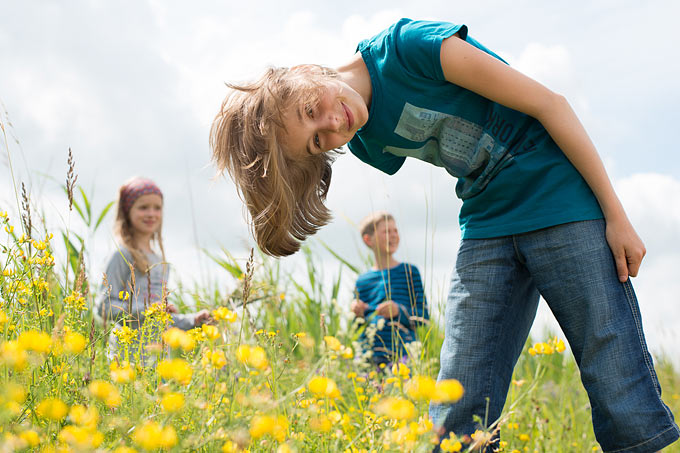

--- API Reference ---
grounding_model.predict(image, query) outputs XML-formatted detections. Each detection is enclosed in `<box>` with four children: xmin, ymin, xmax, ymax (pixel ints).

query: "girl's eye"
<box><xmin>314</xmin><ymin>134</ymin><xmax>320</xmax><ymax>149</ymax></box>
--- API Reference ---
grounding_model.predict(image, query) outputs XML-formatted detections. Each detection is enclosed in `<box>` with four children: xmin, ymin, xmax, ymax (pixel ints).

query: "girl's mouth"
<box><xmin>342</xmin><ymin>102</ymin><xmax>354</xmax><ymax>131</ymax></box>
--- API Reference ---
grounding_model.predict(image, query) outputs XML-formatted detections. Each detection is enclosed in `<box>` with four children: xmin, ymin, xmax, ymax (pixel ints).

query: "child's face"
<box><xmin>128</xmin><ymin>194</ymin><xmax>163</xmax><ymax>236</ymax></box>
<box><xmin>366</xmin><ymin>219</ymin><xmax>400</xmax><ymax>256</ymax></box>
<box><xmin>279</xmin><ymin>75</ymin><xmax>369</xmax><ymax>161</ymax></box>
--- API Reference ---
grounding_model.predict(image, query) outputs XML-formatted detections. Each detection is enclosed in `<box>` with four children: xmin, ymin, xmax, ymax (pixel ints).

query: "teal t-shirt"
<box><xmin>348</xmin><ymin>18</ymin><xmax>603</xmax><ymax>238</ymax></box>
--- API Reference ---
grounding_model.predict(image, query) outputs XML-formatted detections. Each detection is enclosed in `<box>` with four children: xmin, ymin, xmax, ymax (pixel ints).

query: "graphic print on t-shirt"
<box><xmin>386</xmin><ymin>102</ymin><xmax>510</xmax><ymax>199</ymax></box>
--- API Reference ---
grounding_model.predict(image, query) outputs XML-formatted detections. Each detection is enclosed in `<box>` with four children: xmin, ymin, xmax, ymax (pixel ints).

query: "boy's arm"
<box><xmin>439</xmin><ymin>35</ymin><xmax>645</xmax><ymax>282</ymax></box>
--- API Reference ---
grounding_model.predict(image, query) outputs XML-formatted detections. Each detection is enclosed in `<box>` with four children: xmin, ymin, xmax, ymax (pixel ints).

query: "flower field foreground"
<box><xmin>1</xmin><ymin>208</ymin><xmax>679</xmax><ymax>453</ymax></box>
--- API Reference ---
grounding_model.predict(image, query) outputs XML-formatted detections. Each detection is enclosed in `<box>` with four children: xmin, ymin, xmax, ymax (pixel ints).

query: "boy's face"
<box><xmin>364</xmin><ymin>219</ymin><xmax>399</xmax><ymax>256</ymax></box>
<box><xmin>279</xmin><ymin>73</ymin><xmax>369</xmax><ymax>161</ymax></box>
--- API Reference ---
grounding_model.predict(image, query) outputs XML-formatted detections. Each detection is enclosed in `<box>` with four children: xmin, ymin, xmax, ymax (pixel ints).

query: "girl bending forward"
<box><xmin>210</xmin><ymin>19</ymin><xmax>678</xmax><ymax>453</ymax></box>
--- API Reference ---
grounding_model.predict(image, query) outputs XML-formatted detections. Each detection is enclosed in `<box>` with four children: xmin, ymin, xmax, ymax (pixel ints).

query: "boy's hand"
<box><xmin>193</xmin><ymin>309</ymin><xmax>213</xmax><ymax>327</ymax></box>
<box><xmin>351</xmin><ymin>299</ymin><xmax>368</xmax><ymax>318</ymax></box>
<box><xmin>605</xmin><ymin>216</ymin><xmax>646</xmax><ymax>282</ymax></box>
<box><xmin>376</xmin><ymin>300</ymin><xmax>400</xmax><ymax>319</ymax></box>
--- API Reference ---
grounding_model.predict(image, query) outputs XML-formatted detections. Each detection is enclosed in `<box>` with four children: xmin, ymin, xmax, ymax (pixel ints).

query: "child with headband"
<box><xmin>96</xmin><ymin>177</ymin><xmax>211</xmax><ymax>361</ymax></box>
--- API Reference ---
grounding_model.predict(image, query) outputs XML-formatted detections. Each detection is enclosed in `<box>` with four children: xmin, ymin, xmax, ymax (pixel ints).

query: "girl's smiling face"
<box><xmin>128</xmin><ymin>194</ymin><xmax>163</xmax><ymax>237</ymax></box>
<box><xmin>279</xmin><ymin>75</ymin><xmax>369</xmax><ymax>161</ymax></box>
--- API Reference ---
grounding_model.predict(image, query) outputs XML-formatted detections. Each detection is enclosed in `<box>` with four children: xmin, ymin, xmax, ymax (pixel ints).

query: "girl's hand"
<box><xmin>193</xmin><ymin>309</ymin><xmax>213</xmax><ymax>327</ymax></box>
<box><xmin>605</xmin><ymin>216</ymin><xmax>646</xmax><ymax>282</ymax></box>
<box><xmin>165</xmin><ymin>302</ymin><xmax>179</xmax><ymax>314</ymax></box>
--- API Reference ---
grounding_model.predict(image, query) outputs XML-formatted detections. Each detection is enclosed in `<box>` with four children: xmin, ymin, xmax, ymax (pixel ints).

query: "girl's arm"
<box><xmin>439</xmin><ymin>35</ymin><xmax>645</xmax><ymax>282</ymax></box>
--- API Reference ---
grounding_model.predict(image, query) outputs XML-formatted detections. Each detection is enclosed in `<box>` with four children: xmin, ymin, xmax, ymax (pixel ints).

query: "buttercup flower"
<box><xmin>157</xmin><ymin>358</ymin><xmax>193</xmax><ymax>385</ymax></box>
<box><xmin>375</xmin><ymin>397</ymin><xmax>417</xmax><ymax>420</ymax></box>
<box><xmin>63</xmin><ymin>331</ymin><xmax>87</xmax><ymax>354</ymax></box>
<box><xmin>431</xmin><ymin>379</ymin><xmax>464</xmax><ymax>403</ymax></box>
<box><xmin>37</xmin><ymin>397</ymin><xmax>68</xmax><ymax>421</ymax></box>
<box><xmin>308</xmin><ymin>376</ymin><xmax>341</xmax><ymax>399</ymax></box>
<box><xmin>161</xmin><ymin>392</ymin><xmax>185</xmax><ymax>412</ymax></box>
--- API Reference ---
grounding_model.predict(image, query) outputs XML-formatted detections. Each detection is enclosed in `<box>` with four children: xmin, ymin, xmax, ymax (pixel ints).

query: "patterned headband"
<box><xmin>120</xmin><ymin>178</ymin><xmax>163</xmax><ymax>214</ymax></box>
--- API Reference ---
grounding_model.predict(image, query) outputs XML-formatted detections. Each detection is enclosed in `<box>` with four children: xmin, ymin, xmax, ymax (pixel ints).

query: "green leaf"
<box><xmin>94</xmin><ymin>201</ymin><xmax>115</xmax><ymax>232</ymax></box>
<box><xmin>203</xmin><ymin>248</ymin><xmax>243</xmax><ymax>279</ymax></box>
<box><xmin>79</xmin><ymin>187</ymin><xmax>92</xmax><ymax>225</ymax></box>
<box><xmin>62</xmin><ymin>232</ymin><xmax>80</xmax><ymax>275</ymax></box>
<box><xmin>318</xmin><ymin>239</ymin><xmax>361</xmax><ymax>274</ymax></box>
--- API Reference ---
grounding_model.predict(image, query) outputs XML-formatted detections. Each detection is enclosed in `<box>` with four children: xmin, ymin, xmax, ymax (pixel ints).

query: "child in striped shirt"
<box><xmin>351</xmin><ymin>211</ymin><xmax>429</xmax><ymax>365</ymax></box>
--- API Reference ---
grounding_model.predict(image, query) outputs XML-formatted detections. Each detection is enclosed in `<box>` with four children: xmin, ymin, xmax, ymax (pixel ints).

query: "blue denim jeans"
<box><xmin>431</xmin><ymin>220</ymin><xmax>679</xmax><ymax>452</ymax></box>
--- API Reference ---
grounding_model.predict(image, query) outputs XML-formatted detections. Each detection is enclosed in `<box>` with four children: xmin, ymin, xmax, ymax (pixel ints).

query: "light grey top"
<box><xmin>95</xmin><ymin>246</ymin><xmax>195</xmax><ymax>359</ymax></box>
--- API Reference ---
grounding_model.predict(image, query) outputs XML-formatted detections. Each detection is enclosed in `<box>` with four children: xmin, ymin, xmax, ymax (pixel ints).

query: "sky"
<box><xmin>1</xmin><ymin>1</ymin><xmax>679</xmax><ymax>361</ymax></box>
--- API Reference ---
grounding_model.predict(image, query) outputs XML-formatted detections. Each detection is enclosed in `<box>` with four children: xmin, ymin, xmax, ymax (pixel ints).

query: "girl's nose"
<box><xmin>320</xmin><ymin>112</ymin><xmax>342</xmax><ymax>132</ymax></box>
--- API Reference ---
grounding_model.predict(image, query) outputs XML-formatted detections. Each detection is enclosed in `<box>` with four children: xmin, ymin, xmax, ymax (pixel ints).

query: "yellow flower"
<box><xmin>18</xmin><ymin>430</ymin><xmax>40</xmax><ymax>447</ymax></box>
<box><xmin>89</xmin><ymin>380</ymin><xmax>121</xmax><ymax>408</ymax></box>
<box><xmin>210</xmin><ymin>349</ymin><xmax>227</xmax><ymax>369</ymax></box>
<box><xmin>440</xmin><ymin>432</ymin><xmax>462</xmax><ymax>452</ymax></box>
<box><xmin>0</xmin><ymin>310</ymin><xmax>8</xmax><ymax>324</ymax></box>
<box><xmin>69</xmin><ymin>404</ymin><xmax>99</xmax><ymax>430</ymax></box>
<box><xmin>202</xmin><ymin>324</ymin><xmax>220</xmax><ymax>341</ymax></box>
<box><xmin>18</xmin><ymin>330</ymin><xmax>52</xmax><ymax>353</ymax></box>
<box><xmin>37</xmin><ymin>397</ymin><xmax>68</xmax><ymax>421</ymax></box>
<box><xmin>519</xmin><ymin>433</ymin><xmax>530</xmax><ymax>442</ymax></box>
<box><xmin>0</xmin><ymin>340</ymin><xmax>27</xmax><ymax>371</ymax></box>
<box><xmin>310</xmin><ymin>414</ymin><xmax>333</xmax><ymax>432</ymax></box>
<box><xmin>308</xmin><ymin>376</ymin><xmax>341</xmax><ymax>399</ymax></box>
<box><xmin>161</xmin><ymin>392</ymin><xmax>185</xmax><ymax>412</ymax></box>
<box><xmin>113</xmin><ymin>447</ymin><xmax>138</xmax><ymax>453</ymax></box>
<box><xmin>110</xmin><ymin>361</ymin><xmax>136</xmax><ymax>384</ymax></box>
<box><xmin>132</xmin><ymin>421</ymin><xmax>177</xmax><ymax>450</ymax></box>
<box><xmin>555</xmin><ymin>338</ymin><xmax>566</xmax><ymax>353</ymax></box>
<box><xmin>236</xmin><ymin>344</ymin><xmax>269</xmax><ymax>370</ymax></box>
<box><xmin>157</xmin><ymin>358</ymin><xmax>193</xmax><ymax>385</ymax></box>
<box><xmin>277</xmin><ymin>444</ymin><xmax>294</xmax><ymax>453</ymax></box>
<box><xmin>323</xmin><ymin>335</ymin><xmax>343</xmax><ymax>352</ymax></box>
<box><xmin>431</xmin><ymin>379</ymin><xmax>464</xmax><ymax>403</ymax></box>
<box><xmin>392</xmin><ymin>363</ymin><xmax>411</xmax><ymax>378</ymax></box>
<box><xmin>406</xmin><ymin>375</ymin><xmax>436</xmax><ymax>401</ymax></box>
<box><xmin>250</xmin><ymin>414</ymin><xmax>289</xmax><ymax>441</ymax></box>
<box><xmin>63</xmin><ymin>332</ymin><xmax>87</xmax><ymax>354</ymax></box>
<box><xmin>162</xmin><ymin>327</ymin><xmax>196</xmax><ymax>351</ymax></box>
<box><xmin>58</xmin><ymin>425</ymin><xmax>104</xmax><ymax>449</ymax></box>
<box><xmin>375</xmin><ymin>397</ymin><xmax>416</xmax><ymax>420</ymax></box>
<box><xmin>212</xmin><ymin>307</ymin><xmax>237</xmax><ymax>323</ymax></box>
<box><xmin>119</xmin><ymin>291</ymin><xmax>130</xmax><ymax>301</ymax></box>
<box><xmin>63</xmin><ymin>290</ymin><xmax>87</xmax><ymax>311</ymax></box>
<box><xmin>113</xmin><ymin>325</ymin><xmax>137</xmax><ymax>345</ymax></box>
<box><xmin>222</xmin><ymin>440</ymin><xmax>238</xmax><ymax>453</ymax></box>
<box><xmin>341</xmin><ymin>346</ymin><xmax>354</xmax><ymax>359</ymax></box>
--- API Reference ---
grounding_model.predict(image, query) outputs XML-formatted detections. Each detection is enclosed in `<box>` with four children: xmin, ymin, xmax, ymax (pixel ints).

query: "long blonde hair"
<box><xmin>113</xmin><ymin>177</ymin><xmax>166</xmax><ymax>272</ymax></box>
<box><xmin>210</xmin><ymin>66</ymin><xmax>340</xmax><ymax>257</ymax></box>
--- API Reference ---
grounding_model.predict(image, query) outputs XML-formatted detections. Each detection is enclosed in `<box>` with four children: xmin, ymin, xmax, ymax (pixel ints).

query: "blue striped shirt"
<box><xmin>355</xmin><ymin>262</ymin><xmax>429</xmax><ymax>360</ymax></box>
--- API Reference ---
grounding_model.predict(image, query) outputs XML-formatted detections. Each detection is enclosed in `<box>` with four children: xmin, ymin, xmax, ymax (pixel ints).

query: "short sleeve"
<box><xmin>389</xmin><ymin>19</ymin><xmax>468</xmax><ymax>81</ymax></box>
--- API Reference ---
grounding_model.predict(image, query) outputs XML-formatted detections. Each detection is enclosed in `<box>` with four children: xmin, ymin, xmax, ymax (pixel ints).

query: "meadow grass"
<box><xmin>0</xmin><ymin>142</ymin><xmax>678</xmax><ymax>451</ymax></box>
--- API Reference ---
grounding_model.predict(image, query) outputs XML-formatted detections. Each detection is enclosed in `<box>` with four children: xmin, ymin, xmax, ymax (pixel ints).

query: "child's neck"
<box><xmin>373</xmin><ymin>252</ymin><xmax>399</xmax><ymax>270</ymax></box>
<box><xmin>133</xmin><ymin>232</ymin><xmax>153</xmax><ymax>254</ymax></box>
